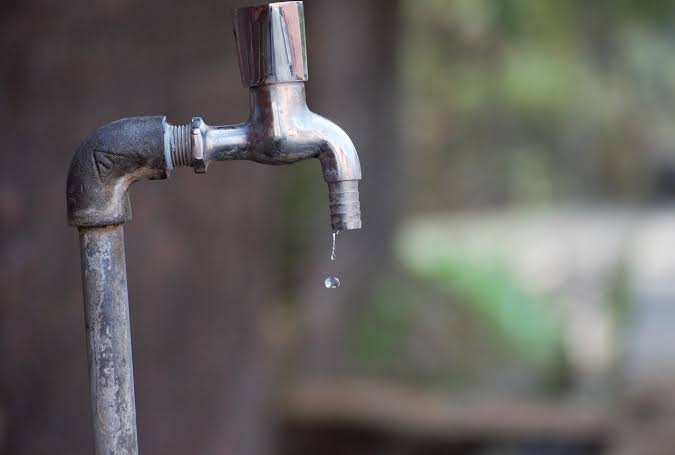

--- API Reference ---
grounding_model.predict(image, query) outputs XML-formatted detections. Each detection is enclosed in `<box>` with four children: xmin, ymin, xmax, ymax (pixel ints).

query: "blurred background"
<box><xmin>3</xmin><ymin>0</ymin><xmax>675</xmax><ymax>453</ymax></box>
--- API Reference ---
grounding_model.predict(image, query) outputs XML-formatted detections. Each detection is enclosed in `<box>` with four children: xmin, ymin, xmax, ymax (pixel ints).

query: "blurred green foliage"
<box><xmin>346</xmin><ymin>0</ymin><xmax>675</xmax><ymax>388</ymax></box>
<box><xmin>403</xmin><ymin>255</ymin><xmax>561</xmax><ymax>365</ymax></box>
<box><xmin>403</xmin><ymin>0</ymin><xmax>675</xmax><ymax>208</ymax></box>
<box><xmin>352</xmin><ymin>279</ymin><xmax>415</xmax><ymax>367</ymax></box>
<box><xmin>394</xmin><ymin>220</ymin><xmax>562</xmax><ymax>366</ymax></box>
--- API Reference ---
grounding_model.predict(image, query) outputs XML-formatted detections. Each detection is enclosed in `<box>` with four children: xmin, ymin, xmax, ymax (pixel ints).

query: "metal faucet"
<box><xmin>66</xmin><ymin>2</ymin><xmax>361</xmax><ymax>453</ymax></box>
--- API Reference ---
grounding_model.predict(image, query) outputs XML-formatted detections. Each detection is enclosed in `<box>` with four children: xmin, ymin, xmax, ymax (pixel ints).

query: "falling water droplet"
<box><xmin>324</xmin><ymin>231</ymin><xmax>341</xmax><ymax>288</ymax></box>
<box><xmin>330</xmin><ymin>230</ymin><xmax>339</xmax><ymax>261</ymax></box>
<box><xmin>324</xmin><ymin>276</ymin><xmax>340</xmax><ymax>289</ymax></box>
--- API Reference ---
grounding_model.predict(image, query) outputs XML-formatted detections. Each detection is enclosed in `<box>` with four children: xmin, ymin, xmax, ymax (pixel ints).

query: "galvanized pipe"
<box><xmin>79</xmin><ymin>225</ymin><xmax>138</xmax><ymax>455</ymax></box>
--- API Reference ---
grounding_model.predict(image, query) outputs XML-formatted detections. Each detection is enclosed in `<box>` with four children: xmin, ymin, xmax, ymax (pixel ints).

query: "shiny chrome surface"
<box><xmin>234</xmin><ymin>1</ymin><xmax>308</xmax><ymax>87</ymax></box>
<box><xmin>191</xmin><ymin>82</ymin><xmax>361</xmax><ymax>230</ymax></box>
<box><xmin>202</xmin><ymin>83</ymin><xmax>360</xmax><ymax>181</ymax></box>
<box><xmin>168</xmin><ymin>0</ymin><xmax>362</xmax><ymax>231</ymax></box>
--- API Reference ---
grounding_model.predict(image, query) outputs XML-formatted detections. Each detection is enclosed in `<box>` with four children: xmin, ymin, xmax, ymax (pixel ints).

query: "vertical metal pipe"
<box><xmin>79</xmin><ymin>225</ymin><xmax>138</xmax><ymax>455</ymax></box>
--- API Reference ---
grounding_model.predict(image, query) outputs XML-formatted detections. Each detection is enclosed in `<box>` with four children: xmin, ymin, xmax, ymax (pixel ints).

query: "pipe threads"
<box><xmin>328</xmin><ymin>180</ymin><xmax>361</xmax><ymax>231</ymax></box>
<box><xmin>170</xmin><ymin>124</ymin><xmax>192</xmax><ymax>167</ymax></box>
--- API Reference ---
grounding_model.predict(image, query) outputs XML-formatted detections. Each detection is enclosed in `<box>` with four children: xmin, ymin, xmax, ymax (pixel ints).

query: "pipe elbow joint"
<box><xmin>66</xmin><ymin>116</ymin><xmax>169</xmax><ymax>227</ymax></box>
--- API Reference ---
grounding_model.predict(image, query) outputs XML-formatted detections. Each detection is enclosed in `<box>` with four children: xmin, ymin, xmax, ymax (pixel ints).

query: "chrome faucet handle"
<box><xmin>233</xmin><ymin>1</ymin><xmax>308</xmax><ymax>87</ymax></box>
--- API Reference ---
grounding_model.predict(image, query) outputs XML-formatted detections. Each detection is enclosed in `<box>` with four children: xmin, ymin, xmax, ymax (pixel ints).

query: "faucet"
<box><xmin>66</xmin><ymin>2</ymin><xmax>361</xmax><ymax>454</ymax></box>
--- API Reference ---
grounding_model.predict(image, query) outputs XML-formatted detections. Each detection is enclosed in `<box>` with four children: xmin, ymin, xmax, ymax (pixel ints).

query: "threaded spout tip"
<box><xmin>328</xmin><ymin>180</ymin><xmax>361</xmax><ymax>231</ymax></box>
<box><xmin>169</xmin><ymin>124</ymin><xmax>192</xmax><ymax>167</ymax></box>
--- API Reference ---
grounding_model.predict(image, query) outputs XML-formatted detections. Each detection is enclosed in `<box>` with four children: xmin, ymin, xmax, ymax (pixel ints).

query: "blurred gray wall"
<box><xmin>0</xmin><ymin>0</ymin><xmax>399</xmax><ymax>454</ymax></box>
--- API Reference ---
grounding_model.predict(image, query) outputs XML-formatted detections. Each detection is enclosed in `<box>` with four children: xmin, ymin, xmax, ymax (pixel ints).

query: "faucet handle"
<box><xmin>233</xmin><ymin>1</ymin><xmax>308</xmax><ymax>87</ymax></box>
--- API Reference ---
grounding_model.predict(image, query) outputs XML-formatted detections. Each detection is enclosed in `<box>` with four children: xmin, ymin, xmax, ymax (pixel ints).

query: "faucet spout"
<box><xmin>191</xmin><ymin>82</ymin><xmax>361</xmax><ymax>230</ymax></box>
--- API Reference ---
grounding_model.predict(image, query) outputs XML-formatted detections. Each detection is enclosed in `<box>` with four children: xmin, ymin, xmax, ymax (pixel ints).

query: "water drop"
<box><xmin>330</xmin><ymin>230</ymin><xmax>339</xmax><ymax>261</ymax></box>
<box><xmin>324</xmin><ymin>276</ymin><xmax>340</xmax><ymax>289</ymax></box>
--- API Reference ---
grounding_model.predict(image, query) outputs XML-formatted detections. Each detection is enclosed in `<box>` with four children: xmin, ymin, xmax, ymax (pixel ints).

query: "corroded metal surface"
<box><xmin>67</xmin><ymin>116</ymin><xmax>169</xmax><ymax>227</ymax></box>
<box><xmin>79</xmin><ymin>225</ymin><xmax>138</xmax><ymax>455</ymax></box>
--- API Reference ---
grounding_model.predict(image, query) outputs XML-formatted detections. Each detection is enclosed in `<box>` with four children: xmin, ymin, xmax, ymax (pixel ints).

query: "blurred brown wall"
<box><xmin>0</xmin><ymin>1</ymin><xmax>399</xmax><ymax>454</ymax></box>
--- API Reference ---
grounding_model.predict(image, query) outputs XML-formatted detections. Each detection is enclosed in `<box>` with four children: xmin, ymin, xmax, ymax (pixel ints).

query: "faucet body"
<box><xmin>202</xmin><ymin>82</ymin><xmax>361</xmax><ymax>183</ymax></box>
<box><xmin>66</xmin><ymin>2</ymin><xmax>361</xmax><ymax>453</ymax></box>
<box><xmin>168</xmin><ymin>82</ymin><xmax>361</xmax><ymax>230</ymax></box>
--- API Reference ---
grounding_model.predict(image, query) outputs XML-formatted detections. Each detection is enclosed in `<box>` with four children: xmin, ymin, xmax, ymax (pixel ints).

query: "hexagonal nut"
<box><xmin>191</xmin><ymin>117</ymin><xmax>208</xmax><ymax>174</ymax></box>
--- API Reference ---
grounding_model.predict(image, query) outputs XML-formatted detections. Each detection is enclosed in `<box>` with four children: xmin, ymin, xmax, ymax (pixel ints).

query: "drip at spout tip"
<box><xmin>328</xmin><ymin>180</ymin><xmax>361</xmax><ymax>231</ymax></box>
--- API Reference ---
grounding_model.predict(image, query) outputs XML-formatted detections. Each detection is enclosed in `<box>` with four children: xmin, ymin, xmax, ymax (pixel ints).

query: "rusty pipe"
<box><xmin>79</xmin><ymin>225</ymin><xmax>138</xmax><ymax>455</ymax></box>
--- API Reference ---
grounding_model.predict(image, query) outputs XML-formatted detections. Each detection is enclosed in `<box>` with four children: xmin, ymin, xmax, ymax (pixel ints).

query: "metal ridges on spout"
<box><xmin>328</xmin><ymin>180</ymin><xmax>361</xmax><ymax>231</ymax></box>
